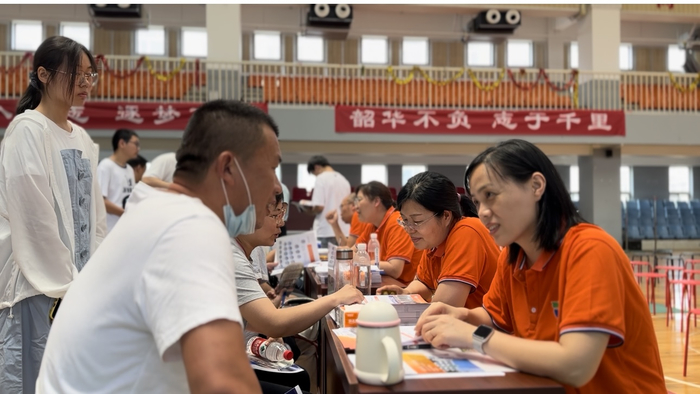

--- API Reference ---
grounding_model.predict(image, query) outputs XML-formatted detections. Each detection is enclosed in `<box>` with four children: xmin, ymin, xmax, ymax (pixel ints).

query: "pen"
<box><xmin>403</xmin><ymin>343</ymin><xmax>432</xmax><ymax>350</ymax></box>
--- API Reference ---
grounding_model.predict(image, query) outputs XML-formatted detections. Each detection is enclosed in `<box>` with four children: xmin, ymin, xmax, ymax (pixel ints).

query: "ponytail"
<box><xmin>16</xmin><ymin>71</ymin><xmax>42</xmax><ymax>115</ymax></box>
<box><xmin>458</xmin><ymin>194</ymin><xmax>478</xmax><ymax>218</ymax></box>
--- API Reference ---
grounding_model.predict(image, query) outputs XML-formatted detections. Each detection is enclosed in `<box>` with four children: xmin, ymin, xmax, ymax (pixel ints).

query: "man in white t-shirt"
<box><xmin>142</xmin><ymin>151</ymin><xmax>177</xmax><ymax>189</ymax></box>
<box><xmin>302</xmin><ymin>155</ymin><xmax>351</xmax><ymax>247</ymax></box>
<box><xmin>37</xmin><ymin>100</ymin><xmax>282</xmax><ymax>394</ymax></box>
<box><xmin>97</xmin><ymin>128</ymin><xmax>139</xmax><ymax>232</ymax></box>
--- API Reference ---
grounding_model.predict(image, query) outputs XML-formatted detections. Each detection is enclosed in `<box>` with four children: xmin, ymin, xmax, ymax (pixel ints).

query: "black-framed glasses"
<box><xmin>45</xmin><ymin>68</ymin><xmax>99</xmax><ymax>87</ymax></box>
<box><xmin>397</xmin><ymin>212</ymin><xmax>439</xmax><ymax>232</ymax></box>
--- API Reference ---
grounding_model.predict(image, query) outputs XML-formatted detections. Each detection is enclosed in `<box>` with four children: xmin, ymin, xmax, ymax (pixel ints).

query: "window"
<box><xmin>361</xmin><ymin>36</ymin><xmax>388</xmax><ymax>64</ymax></box>
<box><xmin>669</xmin><ymin>166</ymin><xmax>691</xmax><ymax>202</ymax></box>
<box><xmin>620</xmin><ymin>166</ymin><xmax>631</xmax><ymax>202</ymax></box>
<box><xmin>570</xmin><ymin>166</ymin><xmax>580</xmax><ymax>202</ymax></box>
<box><xmin>297</xmin><ymin>164</ymin><xmax>316</xmax><ymax>192</ymax></box>
<box><xmin>402</xmin><ymin>37</ymin><xmax>429</xmax><ymax>65</ymax></box>
<box><xmin>181</xmin><ymin>27</ymin><xmax>207</xmax><ymax>58</ymax></box>
<box><xmin>61</xmin><ymin>22</ymin><xmax>90</xmax><ymax>50</ymax></box>
<box><xmin>402</xmin><ymin>165</ymin><xmax>427</xmax><ymax>185</ymax></box>
<box><xmin>570</xmin><ymin>42</ymin><xmax>579</xmax><ymax>69</ymax></box>
<box><xmin>297</xmin><ymin>35</ymin><xmax>324</xmax><ymax>62</ymax></box>
<box><xmin>135</xmin><ymin>25</ymin><xmax>165</xmax><ymax>56</ymax></box>
<box><xmin>361</xmin><ymin>164</ymin><xmax>388</xmax><ymax>185</ymax></box>
<box><xmin>668</xmin><ymin>44</ymin><xmax>686</xmax><ymax>73</ymax></box>
<box><xmin>467</xmin><ymin>41</ymin><xmax>494</xmax><ymax>67</ymax></box>
<box><xmin>254</xmin><ymin>31</ymin><xmax>282</xmax><ymax>61</ymax></box>
<box><xmin>619</xmin><ymin>43</ymin><xmax>633</xmax><ymax>71</ymax></box>
<box><xmin>506</xmin><ymin>40</ymin><xmax>533</xmax><ymax>68</ymax></box>
<box><xmin>12</xmin><ymin>20</ymin><xmax>42</xmax><ymax>51</ymax></box>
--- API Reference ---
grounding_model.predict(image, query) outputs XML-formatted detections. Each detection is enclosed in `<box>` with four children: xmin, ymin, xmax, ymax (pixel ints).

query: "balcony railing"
<box><xmin>2</xmin><ymin>52</ymin><xmax>700</xmax><ymax>113</ymax></box>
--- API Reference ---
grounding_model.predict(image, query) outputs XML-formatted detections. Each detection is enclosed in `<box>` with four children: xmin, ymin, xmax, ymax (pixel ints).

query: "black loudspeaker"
<box><xmin>88</xmin><ymin>4</ymin><xmax>142</xmax><ymax>18</ymax></box>
<box><xmin>469</xmin><ymin>9</ymin><xmax>521</xmax><ymax>34</ymax></box>
<box><xmin>605</xmin><ymin>149</ymin><xmax>613</xmax><ymax>158</ymax></box>
<box><xmin>307</xmin><ymin>4</ymin><xmax>353</xmax><ymax>29</ymax></box>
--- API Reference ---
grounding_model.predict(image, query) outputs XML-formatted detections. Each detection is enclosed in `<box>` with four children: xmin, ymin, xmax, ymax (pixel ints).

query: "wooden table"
<box><xmin>319</xmin><ymin>317</ymin><xmax>565</xmax><ymax>394</ymax></box>
<box><xmin>304</xmin><ymin>267</ymin><xmax>405</xmax><ymax>299</ymax></box>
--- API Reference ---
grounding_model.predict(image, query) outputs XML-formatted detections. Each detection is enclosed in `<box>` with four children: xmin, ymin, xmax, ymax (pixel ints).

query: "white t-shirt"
<box><xmin>144</xmin><ymin>152</ymin><xmax>177</xmax><ymax>183</ymax></box>
<box><xmin>37</xmin><ymin>183</ymin><xmax>243</xmax><ymax>394</ymax></box>
<box><xmin>311</xmin><ymin>171</ymin><xmax>351</xmax><ymax>237</ymax></box>
<box><xmin>97</xmin><ymin>158</ymin><xmax>135</xmax><ymax>232</ymax></box>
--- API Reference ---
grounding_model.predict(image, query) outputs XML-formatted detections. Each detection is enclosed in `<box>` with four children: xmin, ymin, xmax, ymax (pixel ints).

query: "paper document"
<box><xmin>272</xmin><ymin>230</ymin><xmax>320</xmax><ymax>271</ymax></box>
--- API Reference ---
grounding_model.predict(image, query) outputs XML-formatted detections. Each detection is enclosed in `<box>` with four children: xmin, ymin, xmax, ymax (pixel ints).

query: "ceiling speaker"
<box><xmin>469</xmin><ymin>9</ymin><xmax>521</xmax><ymax>34</ymax></box>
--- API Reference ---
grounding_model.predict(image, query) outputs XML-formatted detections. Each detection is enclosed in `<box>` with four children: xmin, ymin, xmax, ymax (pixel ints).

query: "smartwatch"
<box><xmin>472</xmin><ymin>325</ymin><xmax>495</xmax><ymax>355</ymax></box>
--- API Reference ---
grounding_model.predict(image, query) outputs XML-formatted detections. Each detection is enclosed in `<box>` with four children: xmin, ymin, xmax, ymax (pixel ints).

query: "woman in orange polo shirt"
<box><xmin>416</xmin><ymin>140</ymin><xmax>665</xmax><ymax>393</ymax></box>
<box><xmin>355</xmin><ymin>181</ymin><xmax>420</xmax><ymax>284</ymax></box>
<box><xmin>378</xmin><ymin>171</ymin><xmax>499</xmax><ymax>309</ymax></box>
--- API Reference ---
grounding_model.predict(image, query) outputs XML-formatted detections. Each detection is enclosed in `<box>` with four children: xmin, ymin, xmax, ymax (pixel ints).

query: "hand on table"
<box><xmin>415</xmin><ymin>302</ymin><xmax>469</xmax><ymax>334</ymax></box>
<box><xmin>418</xmin><ymin>314</ymin><xmax>476</xmax><ymax>350</ymax></box>
<box><xmin>333</xmin><ymin>284</ymin><xmax>365</xmax><ymax>305</ymax></box>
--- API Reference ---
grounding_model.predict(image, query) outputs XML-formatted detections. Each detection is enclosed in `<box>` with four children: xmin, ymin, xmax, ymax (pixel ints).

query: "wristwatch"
<box><xmin>472</xmin><ymin>325</ymin><xmax>495</xmax><ymax>355</ymax></box>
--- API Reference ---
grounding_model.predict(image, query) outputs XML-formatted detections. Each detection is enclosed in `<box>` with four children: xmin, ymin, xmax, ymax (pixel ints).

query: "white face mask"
<box><xmin>221</xmin><ymin>157</ymin><xmax>256</xmax><ymax>237</ymax></box>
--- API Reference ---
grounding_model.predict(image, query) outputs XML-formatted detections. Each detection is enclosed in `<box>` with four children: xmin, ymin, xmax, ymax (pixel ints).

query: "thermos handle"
<box><xmin>381</xmin><ymin>336</ymin><xmax>401</xmax><ymax>384</ymax></box>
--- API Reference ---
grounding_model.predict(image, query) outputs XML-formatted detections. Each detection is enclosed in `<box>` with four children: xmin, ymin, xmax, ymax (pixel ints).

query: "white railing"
<box><xmin>3</xmin><ymin>51</ymin><xmax>700</xmax><ymax>113</ymax></box>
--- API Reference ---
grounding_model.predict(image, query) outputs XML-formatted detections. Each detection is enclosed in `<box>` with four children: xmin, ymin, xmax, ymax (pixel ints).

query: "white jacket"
<box><xmin>0</xmin><ymin>110</ymin><xmax>107</xmax><ymax>309</ymax></box>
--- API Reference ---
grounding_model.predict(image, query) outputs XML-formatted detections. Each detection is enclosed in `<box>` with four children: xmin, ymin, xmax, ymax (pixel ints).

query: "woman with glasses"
<box><xmin>416</xmin><ymin>140</ymin><xmax>665</xmax><ymax>393</ymax></box>
<box><xmin>0</xmin><ymin>36</ymin><xmax>106</xmax><ymax>392</ymax></box>
<box><xmin>378</xmin><ymin>171</ymin><xmax>499</xmax><ymax>309</ymax></box>
<box><xmin>355</xmin><ymin>181</ymin><xmax>422</xmax><ymax>284</ymax></box>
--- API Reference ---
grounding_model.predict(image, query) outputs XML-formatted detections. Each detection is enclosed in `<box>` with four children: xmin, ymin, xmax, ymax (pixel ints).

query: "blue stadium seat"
<box><xmin>642</xmin><ymin>225</ymin><xmax>655</xmax><ymax>239</ymax></box>
<box><xmin>656</xmin><ymin>214</ymin><xmax>668</xmax><ymax>225</ymax></box>
<box><xmin>681</xmin><ymin>213</ymin><xmax>695</xmax><ymax>226</ymax></box>
<box><xmin>684</xmin><ymin>225</ymin><xmax>699</xmax><ymax>239</ymax></box>
<box><xmin>628</xmin><ymin>216</ymin><xmax>640</xmax><ymax>226</ymax></box>
<box><xmin>640</xmin><ymin>216</ymin><xmax>653</xmax><ymax>227</ymax></box>
<box><xmin>627</xmin><ymin>226</ymin><xmax>642</xmax><ymax>240</ymax></box>
<box><xmin>669</xmin><ymin>224</ymin><xmax>685</xmax><ymax>239</ymax></box>
<box><xmin>639</xmin><ymin>199</ymin><xmax>652</xmax><ymax>209</ymax></box>
<box><xmin>691</xmin><ymin>200</ymin><xmax>700</xmax><ymax>209</ymax></box>
<box><xmin>657</xmin><ymin>226</ymin><xmax>672</xmax><ymax>239</ymax></box>
<box><xmin>626</xmin><ymin>200</ymin><xmax>639</xmax><ymax>211</ymax></box>
<box><xmin>663</xmin><ymin>200</ymin><xmax>676</xmax><ymax>208</ymax></box>
<box><xmin>678</xmin><ymin>201</ymin><xmax>690</xmax><ymax>209</ymax></box>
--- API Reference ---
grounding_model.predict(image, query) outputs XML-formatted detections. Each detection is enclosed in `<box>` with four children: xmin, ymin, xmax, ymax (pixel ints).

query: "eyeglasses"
<box><xmin>268</xmin><ymin>205</ymin><xmax>287</xmax><ymax>225</ymax></box>
<box><xmin>129</xmin><ymin>140</ymin><xmax>140</xmax><ymax>148</ymax></box>
<box><xmin>397</xmin><ymin>212</ymin><xmax>439</xmax><ymax>232</ymax></box>
<box><xmin>45</xmin><ymin>68</ymin><xmax>99</xmax><ymax>87</ymax></box>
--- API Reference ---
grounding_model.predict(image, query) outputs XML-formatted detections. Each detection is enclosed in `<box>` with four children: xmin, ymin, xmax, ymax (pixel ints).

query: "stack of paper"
<box><xmin>333</xmin><ymin>325</ymin><xmax>430</xmax><ymax>352</ymax></box>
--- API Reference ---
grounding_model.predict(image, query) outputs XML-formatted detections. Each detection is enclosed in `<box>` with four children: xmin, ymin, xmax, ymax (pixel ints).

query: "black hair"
<box><xmin>17</xmin><ymin>36</ymin><xmax>97</xmax><ymax>115</ymax></box>
<box><xmin>112</xmin><ymin>128</ymin><xmax>138</xmax><ymax>152</ymax></box>
<box><xmin>397</xmin><ymin>171</ymin><xmax>477</xmax><ymax>222</ymax></box>
<box><xmin>175</xmin><ymin>100</ymin><xmax>279</xmax><ymax>183</ymax></box>
<box><xmin>464</xmin><ymin>139</ymin><xmax>584</xmax><ymax>264</ymax></box>
<box><xmin>356</xmin><ymin>181</ymin><xmax>394</xmax><ymax>210</ymax></box>
<box><xmin>307</xmin><ymin>155</ymin><xmax>330</xmax><ymax>174</ymax></box>
<box><xmin>127</xmin><ymin>155</ymin><xmax>148</xmax><ymax>169</ymax></box>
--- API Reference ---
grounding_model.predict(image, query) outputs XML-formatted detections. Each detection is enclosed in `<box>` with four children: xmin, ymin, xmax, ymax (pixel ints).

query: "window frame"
<box><xmin>401</xmin><ymin>36</ymin><xmax>430</xmax><ymax>66</ymax></box>
<box><xmin>181</xmin><ymin>26</ymin><xmax>208</xmax><ymax>58</ymax></box>
<box><xmin>506</xmin><ymin>39</ymin><xmax>533</xmax><ymax>68</ymax></box>
<box><xmin>11</xmin><ymin>20</ymin><xmax>43</xmax><ymax>52</ymax></box>
<box><xmin>60</xmin><ymin>21</ymin><xmax>91</xmax><ymax>51</ymax></box>
<box><xmin>253</xmin><ymin>31</ymin><xmax>283</xmax><ymax>61</ymax></box>
<box><xmin>134</xmin><ymin>25</ymin><xmax>167</xmax><ymax>57</ymax></box>
<box><xmin>296</xmin><ymin>34</ymin><xmax>326</xmax><ymax>63</ymax></box>
<box><xmin>361</xmin><ymin>35</ymin><xmax>389</xmax><ymax>65</ymax></box>
<box><xmin>467</xmin><ymin>41</ymin><xmax>495</xmax><ymax>67</ymax></box>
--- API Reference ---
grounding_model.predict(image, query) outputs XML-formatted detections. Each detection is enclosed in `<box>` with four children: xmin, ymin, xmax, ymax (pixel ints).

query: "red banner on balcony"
<box><xmin>335</xmin><ymin>106</ymin><xmax>625</xmax><ymax>136</ymax></box>
<box><xmin>0</xmin><ymin>100</ymin><xmax>268</xmax><ymax>130</ymax></box>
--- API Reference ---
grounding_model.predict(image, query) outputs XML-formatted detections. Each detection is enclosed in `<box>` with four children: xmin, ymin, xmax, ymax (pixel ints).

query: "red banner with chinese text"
<box><xmin>335</xmin><ymin>106</ymin><xmax>625</xmax><ymax>136</ymax></box>
<box><xmin>0</xmin><ymin>100</ymin><xmax>268</xmax><ymax>130</ymax></box>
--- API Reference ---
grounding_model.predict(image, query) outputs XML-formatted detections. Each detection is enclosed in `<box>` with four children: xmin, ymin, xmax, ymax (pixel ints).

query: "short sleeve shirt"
<box><xmin>482</xmin><ymin>224</ymin><xmax>666</xmax><ymax>394</ymax></box>
<box><xmin>416</xmin><ymin>217</ymin><xmax>499</xmax><ymax>309</ymax></box>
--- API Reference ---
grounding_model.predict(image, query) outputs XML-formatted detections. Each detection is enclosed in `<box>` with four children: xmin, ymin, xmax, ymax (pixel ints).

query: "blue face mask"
<box><xmin>221</xmin><ymin>157</ymin><xmax>256</xmax><ymax>237</ymax></box>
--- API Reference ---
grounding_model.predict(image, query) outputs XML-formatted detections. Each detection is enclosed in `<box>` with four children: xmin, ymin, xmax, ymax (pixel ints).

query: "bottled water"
<box><xmin>354</xmin><ymin>243</ymin><xmax>372</xmax><ymax>295</ymax></box>
<box><xmin>247</xmin><ymin>337</ymin><xmax>293</xmax><ymax>364</ymax></box>
<box><xmin>367</xmin><ymin>233</ymin><xmax>380</xmax><ymax>268</ymax></box>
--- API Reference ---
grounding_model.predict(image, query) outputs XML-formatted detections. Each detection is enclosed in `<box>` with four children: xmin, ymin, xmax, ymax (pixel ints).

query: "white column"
<box><xmin>577</xmin><ymin>4</ymin><xmax>621</xmax><ymax>72</ymax></box>
<box><xmin>206</xmin><ymin>4</ymin><xmax>242</xmax><ymax>63</ymax></box>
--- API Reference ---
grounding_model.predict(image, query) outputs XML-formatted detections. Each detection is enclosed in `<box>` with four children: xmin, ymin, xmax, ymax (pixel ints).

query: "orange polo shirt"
<box><xmin>349</xmin><ymin>211</ymin><xmax>373</xmax><ymax>239</ymax></box>
<box><xmin>483</xmin><ymin>224</ymin><xmax>665</xmax><ymax>394</ymax></box>
<box><xmin>416</xmin><ymin>217</ymin><xmax>499</xmax><ymax>309</ymax></box>
<box><xmin>357</xmin><ymin>207</ymin><xmax>420</xmax><ymax>285</ymax></box>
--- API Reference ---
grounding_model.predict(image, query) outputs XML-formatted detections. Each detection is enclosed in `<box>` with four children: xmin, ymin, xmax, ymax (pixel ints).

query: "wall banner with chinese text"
<box><xmin>0</xmin><ymin>100</ymin><xmax>268</xmax><ymax>130</ymax></box>
<box><xmin>335</xmin><ymin>106</ymin><xmax>625</xmax><ymax>136</ymax></box>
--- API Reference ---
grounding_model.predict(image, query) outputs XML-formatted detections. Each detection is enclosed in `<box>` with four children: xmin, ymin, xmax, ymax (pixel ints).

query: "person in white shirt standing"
<box><xmin>97</xmin><ymin>128</ymin><xmax>140</xmax><ymax>232</ymax></box>
<box><xmin>0</xmin><ymin>36</ymin><xmax>107</xmax><ymax>394</ymax></box>
<box><xmin>142</xmin><ymin>151</ymin><xmax>177</xmax><ymax>189</ymax></box>
<box><xmin>302</xmin><ymin>155</ymin><xmax>351</xmax><ymax>248</ymax></box>
<box><xmin>37</xmin><ymin>100</ymin><xmax>281</xmax><ymax>394</ymax></box>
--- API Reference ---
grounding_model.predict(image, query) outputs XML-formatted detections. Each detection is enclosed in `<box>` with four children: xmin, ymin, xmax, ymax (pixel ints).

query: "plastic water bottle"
<box><xmin>354</xmin><ymin>243</ymin><xmax>372</xmax><ymax>295</ymax></box>
<box><xmin>368</xmin><ymin>233</ymin><xmax>380</xmax><ymax>268</ymax></box>
<box><xmin>247</xmin><ymin>337</ymin><xmax>293</xmax><ymax>364</ymax></box>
